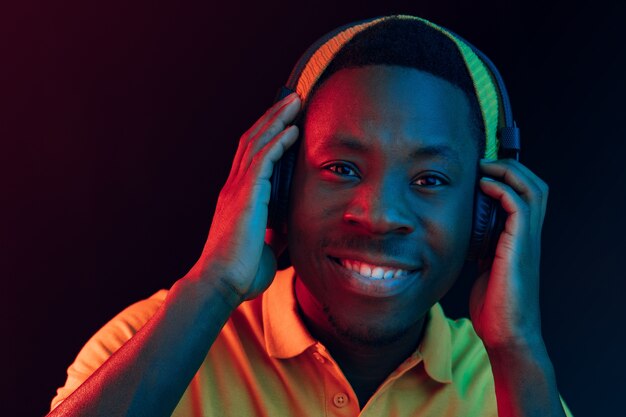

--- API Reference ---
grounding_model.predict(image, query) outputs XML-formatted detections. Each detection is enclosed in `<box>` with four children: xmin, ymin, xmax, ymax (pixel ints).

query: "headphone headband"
<box><xmin>270</xmin><ymin>14</ymin><xmax>519</xmax><ymax>262</ymax></box>
<box><xmin>277</xmin><ymin>14</ymin><xmax>520</xmax><ymax>161</ymax></box>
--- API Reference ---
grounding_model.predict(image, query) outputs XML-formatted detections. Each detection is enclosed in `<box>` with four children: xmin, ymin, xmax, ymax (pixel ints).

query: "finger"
<box><xmin>497</xmin><ymin>159</ymin><xmax>549</xmax><ymax>228</ymax></box>
<box><xmin>479</xmin><ymin>159</ymin><xmax>546</xmax><ymax>201</ymax></box>
<box><xmin>228</xmin><ymin>93</ymin><xmax>300</xmax><ymax>181</ymax></box>
<box><xmin>248</xmin><ymin>124</ymin><xmax>299</xmax><ymax>181</ymax></box>
<box><xmin>479</xmin><ymin>159</ymin><xmax>548</xmax><ymax>227</ymax></box>
<box><xmin>245</xmin><ymin>92</ymin><xmax>300</xmax><ymax>143</ymax></box>
<box><xmin>479</xmin><ymin>177</ymin><xmax>530</xmax><ymax>240</ymax></box>
<box><xmin>479</xmin><ymin>178</ymin><xmax>543</xmax><ymax>286</ymax></box>
<box><xmin>239</xmin><ymin>98</ymin><xmax>301</xmax><ymax>176</ymax></box>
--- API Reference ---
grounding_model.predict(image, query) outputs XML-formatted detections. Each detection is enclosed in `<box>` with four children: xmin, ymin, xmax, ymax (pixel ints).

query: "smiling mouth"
<box><xmin>328</xmin><ymin>256</ymin><xmax>419</xmax><ymax>280</ymax></box>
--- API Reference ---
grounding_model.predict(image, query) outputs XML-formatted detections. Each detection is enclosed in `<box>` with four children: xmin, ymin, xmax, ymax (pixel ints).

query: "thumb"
<box><xmin>244</xmin><ymin>243</ymin><xmax>278</xmax><ymax>301</ymax></box>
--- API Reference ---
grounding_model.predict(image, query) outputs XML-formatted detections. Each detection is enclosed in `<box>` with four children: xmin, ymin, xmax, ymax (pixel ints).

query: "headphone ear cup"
<box><xmin>268</xmin><ymin>143</ymin><xmax>297</xmax><ymax>232</ymax></box>
<box><xmin>467</xmin><ymin>181</ymin><xmax>502</xmax><ymax>262</ymax></box>
<box><xmin>268</xmin><ymin>138</ymin><xmax>298</xmax><ymax>269</ymax></box>
<box><xmin>268</xmin><ymin>85</ymin><xmax>301</xmax><ymax>234</ymax></box>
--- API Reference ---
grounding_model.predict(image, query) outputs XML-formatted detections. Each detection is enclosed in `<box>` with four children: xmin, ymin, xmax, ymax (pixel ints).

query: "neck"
<box><xmin>294</xmin><ymin>278</ymin><xmax>428</xmax><ymax>405</ymax></box>
<box><xmin>315</xmin><ymin>318</ymin><xmax>426</xmax><ymax>380</ymax></box>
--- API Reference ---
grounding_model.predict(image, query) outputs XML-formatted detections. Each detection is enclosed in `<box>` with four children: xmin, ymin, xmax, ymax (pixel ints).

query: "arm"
<box><xmin>48</xmin><ymin>274</ymin><xmax>239</xmax><ymax>417</ymax></box>
<box><xmin>487</xmin><ymin>339</ymin><xmax>568</xmax><ymax>417</ymax></box>
<box><xmin>471</xmin><ymin>159</ymin><xmax>570</xmax><ymax>417</ymax></box>
<box><xmin>48</xmin><ymin>92</ymin><xmax>302</xmax><ymax>417</ymax></box>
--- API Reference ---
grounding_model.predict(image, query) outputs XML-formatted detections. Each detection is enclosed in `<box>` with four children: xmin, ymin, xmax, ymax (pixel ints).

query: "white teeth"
<box><xmin>371</xmin><ymin>267</ymin><xmax>385</xmax><ymax>279</ymax></box>
<box><xmin>338</xmin><ymin>258</ymin><xmax>408</xmax><ymax>280</ymax></box>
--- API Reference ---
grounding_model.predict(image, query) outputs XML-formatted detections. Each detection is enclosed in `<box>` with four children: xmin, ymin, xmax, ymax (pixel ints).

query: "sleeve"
<box><xmin>49</xmin><ymin>289</ymin><xmax>169</xmax><ymax>412</ymax></box>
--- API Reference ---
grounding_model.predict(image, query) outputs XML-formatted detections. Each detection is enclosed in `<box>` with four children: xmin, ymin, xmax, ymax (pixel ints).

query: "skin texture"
<box><xmin>286</xmin><ymin>65</ymin><xmax>480</xmax><ymax>404</ymax></box>
<box><xmin>283</xmin><ymin>65</ymin><xmax>564</xmax><ymax>416</ymax></box>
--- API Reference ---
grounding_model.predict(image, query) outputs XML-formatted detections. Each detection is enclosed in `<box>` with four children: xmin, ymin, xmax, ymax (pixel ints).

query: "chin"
<box><xmin>322</xmin><ymin>299</ymin><xmax>425</xmax><ymax>348</ymax></box>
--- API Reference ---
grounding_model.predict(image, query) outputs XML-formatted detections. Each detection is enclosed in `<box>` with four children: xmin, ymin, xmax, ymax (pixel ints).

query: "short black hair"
<box><xmin>301</xmin><ymin>18</ymin><xmax>486</xmax><ymax>157</ymax></box>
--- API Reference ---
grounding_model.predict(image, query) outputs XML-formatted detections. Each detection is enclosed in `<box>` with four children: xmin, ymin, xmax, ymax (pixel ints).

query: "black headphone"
<box><xmin>267</xmin><ymin>16</ymin><xmax>520</xmax><ymax>265</ymax></box>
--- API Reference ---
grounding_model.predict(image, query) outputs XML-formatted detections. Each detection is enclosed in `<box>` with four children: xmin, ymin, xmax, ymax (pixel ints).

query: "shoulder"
<box><xmin>447</xmin><ymin>315</ymin><xmax>485</xmax><ymax>355</ymax></box>
<box><xmin>445</xmin><ymin>313</ymin><xmax>491</xmax><ymax>372</ymax></box>
<box><xmin>50</xmin><ymin>289</ymin><xmax>169</xmax><ymax>411</ymax></box>
<box><xmin>84</xmin><ymin>289</ymin><xmax>169</xmax><ymax>355</ymax></box>
<box><xmin>443</xmin><ymin>311</ymin><xmax>496</xmax><ymax>408</ymax></box>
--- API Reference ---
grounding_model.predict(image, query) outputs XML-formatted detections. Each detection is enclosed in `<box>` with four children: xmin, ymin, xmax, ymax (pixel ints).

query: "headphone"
<box><xmin>266</xmin><ymin>15</ymin><xmax>520</xmax><ymax>265</ymax></box>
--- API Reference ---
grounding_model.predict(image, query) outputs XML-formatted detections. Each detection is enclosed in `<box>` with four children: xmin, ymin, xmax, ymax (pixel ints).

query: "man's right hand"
<box><xmin>46</xmin><ymin>92</ymin><xmax>302</xmax><ymax>417</ymax></box>
<box><xmin>188</xmin><ymin>92</ymin><xmax>301</xmax><ymax>305</ymax></box>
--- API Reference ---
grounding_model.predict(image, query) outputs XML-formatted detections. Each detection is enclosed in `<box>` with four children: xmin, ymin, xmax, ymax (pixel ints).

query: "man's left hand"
<box><xmin>469</xmin><ymin>158</ymin><xmax>549</xmax><ymax>351</ymax></box>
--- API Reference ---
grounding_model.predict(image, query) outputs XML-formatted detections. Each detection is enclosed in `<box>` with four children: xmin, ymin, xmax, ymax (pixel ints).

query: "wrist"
<box><xmin>177</xmin><ymin>268</ymin><xmax>244</xmax><ymax>312</ymax></box>
<box><xmin>485</xmin><ymin>334</ymin><xmax>551</xmax><ymax>369</ymax></box>
<box><xmin>481</xmin><ymin>322</ymin><xmax>545</xmax><ymax>352</ymax></box>
<box><xmin>486</xmin><ymin>337</ymin><xmax>565</xmax><ymax>417</ymax></box>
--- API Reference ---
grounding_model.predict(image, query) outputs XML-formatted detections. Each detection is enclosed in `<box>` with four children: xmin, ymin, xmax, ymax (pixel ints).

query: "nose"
<box><xmin>342</xmin><ymin>176</ymin><xmax>415</xmax><ymax>235</ymax></box>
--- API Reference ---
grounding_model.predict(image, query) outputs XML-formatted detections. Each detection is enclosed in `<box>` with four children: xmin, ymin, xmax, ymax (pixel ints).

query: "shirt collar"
<box><xmin>414</xmin><ymin>301</ymin><xmax>453</xmax><ymax>384</ymax></box>
<box><xmin>262</xmin><ymin>266</ymin><xmax>453</xmax><ymax>384</ymax></box>
<box><xmin>263</xmin><ymin>266</ymin><xmax>317</xmax><ymax>358</ymax></box>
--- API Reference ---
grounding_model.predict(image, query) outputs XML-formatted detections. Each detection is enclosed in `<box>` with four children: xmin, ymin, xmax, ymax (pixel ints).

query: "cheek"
<box><xmin>286</xmin><ymin>165</ymin><xmax>326</xmax><ymax>260</ymax></box>
<box><xmin>424</xmin><ymin>186</ymin><xmax>476</xmax><ymax>269</ymax></box>
<box><xmin>287</xmin><ymin>162</ymin><xmax>344</xmax><ymax>230</ymax></box>
<box><xmin>286</xmin><ymin>174</ymin><xmax>336</xmax><ymax>299</ymax></box>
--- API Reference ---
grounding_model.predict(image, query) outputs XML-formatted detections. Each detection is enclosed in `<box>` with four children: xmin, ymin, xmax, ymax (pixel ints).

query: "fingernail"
<box><xmin>480</xmin><ymin>177</ymin><xmax>496</xmax><ymax>182</ymax></box>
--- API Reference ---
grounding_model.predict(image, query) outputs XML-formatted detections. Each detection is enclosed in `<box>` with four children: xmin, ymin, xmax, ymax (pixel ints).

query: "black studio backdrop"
<box><xmin>2</xmin><ymin>1</ymin><xmax>624</xmax><ymax>415</ymax></box>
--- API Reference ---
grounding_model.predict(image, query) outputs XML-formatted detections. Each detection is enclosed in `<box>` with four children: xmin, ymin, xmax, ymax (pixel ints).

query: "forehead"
<box><xmin>302</xmin><ymin>65</ymin><xmax>478</xmax><ymax>163</ymax></box>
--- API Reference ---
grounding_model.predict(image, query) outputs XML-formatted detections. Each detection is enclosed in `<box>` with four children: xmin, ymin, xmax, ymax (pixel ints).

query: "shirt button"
<box><xmin>312</xmin><ymin>352</ymin><xmax>325</xmax><ymax>364</ymax></box>
<box><xmin>332</xmin><ymin>392</ymin><xmax>349</xmax><ymax>408</ymax></box>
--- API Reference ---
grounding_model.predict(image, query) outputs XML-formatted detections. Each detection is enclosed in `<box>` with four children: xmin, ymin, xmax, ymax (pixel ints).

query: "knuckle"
<box><xmin>530</xmin><ymin>183</ymin><xmax>543</xmax><ymax>199</ymax></box>
<box><xmin>268</xmin><ymin>112</ymin><xmax>287</xmax><ymax>132</ymax></box>
<box><xmin>250</xmin><ymin>149</ymin><xmax>266</xmax><ymax>169</ymax></box>
<box><xmin>244</xmin><ymin>138</ymin><xmax>256</xmax><ymax>157</ymax></box>
<box><xmin>265</xmin><ymin>127</ymin><xmax>283</xmax><ymax>144</ymax></box>
<box><xmin>237</xmin><ymin>132</ymin><xmax>252</xmax><ymax>151</ymax></box>
<box><xmin>252</xmin><ymin>124</ymin><xmax>280</xmax><ymax>149</ymax></box>
<box><xmin>239</xmin><ymin>127</ymin><xmax>250</xmax><ymax>140</ymax></box>
<box><xmin>535</xmin><ymin>182</ymin><xmax>549</xmax><ymax>199</ymax></box>
<box><xmin>520</xmin><ymin>203</ymin><xmax>531</xmax><ymax>217</ymax></box>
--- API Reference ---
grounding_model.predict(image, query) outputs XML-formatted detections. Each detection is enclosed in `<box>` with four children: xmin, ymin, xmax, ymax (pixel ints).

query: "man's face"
<box><xmin>286</xmin><ymin>65</ymin><xmax>480</xmax><ymax>345</ymax></box>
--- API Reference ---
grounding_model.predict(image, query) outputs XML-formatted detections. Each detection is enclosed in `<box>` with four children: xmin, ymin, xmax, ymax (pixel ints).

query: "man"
<box><xmin>49</xmin><ymin>15</ymin><xmax>574</xmax><ymax>416</ymax></box>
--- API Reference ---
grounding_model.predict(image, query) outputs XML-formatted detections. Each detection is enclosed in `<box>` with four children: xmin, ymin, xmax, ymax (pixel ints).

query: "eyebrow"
<box><xmin>320</xmin><ymin>136</ymin><xmax>463</xmax><ymax>166</ymax></box>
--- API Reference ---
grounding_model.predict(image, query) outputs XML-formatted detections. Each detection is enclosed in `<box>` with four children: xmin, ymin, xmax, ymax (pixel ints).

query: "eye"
<box><xmin>413</xmin><ymin>174</ymin><xmax>448</xmax><ymax>187</ymax></box>
<box><xmin>324</xmin><ymin>162</ymin><xmax>360</xmax><ymax>178</ymax></box>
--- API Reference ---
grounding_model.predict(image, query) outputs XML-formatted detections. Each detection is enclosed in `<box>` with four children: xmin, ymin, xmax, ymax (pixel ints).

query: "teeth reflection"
<box><xmin>359</xmin><ymin>264</ymin><xmax>372</xmax><ymax>276</ymax></box>
<box><xmin>371</xmin><ymin>267</ymin><xmax>385</xmax><ymax>279</ymax></box>
<box><xmin>337</xmin><ymin>257</ymin><xmax>411</xmax><ymax>280</ymax></box>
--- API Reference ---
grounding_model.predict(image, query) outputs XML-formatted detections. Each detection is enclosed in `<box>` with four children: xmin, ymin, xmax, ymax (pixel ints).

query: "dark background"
<box><xmin>3</xmin><ymin>0</ymin><xmax>624</xmax><ymax>415</ymax></box>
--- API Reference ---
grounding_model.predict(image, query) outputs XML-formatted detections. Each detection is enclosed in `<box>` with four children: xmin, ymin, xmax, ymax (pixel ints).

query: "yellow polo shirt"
<box><xmin>51</xmin><ymin>266</ymin><xmax>574</xmax><ymax>416</ymax></box>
